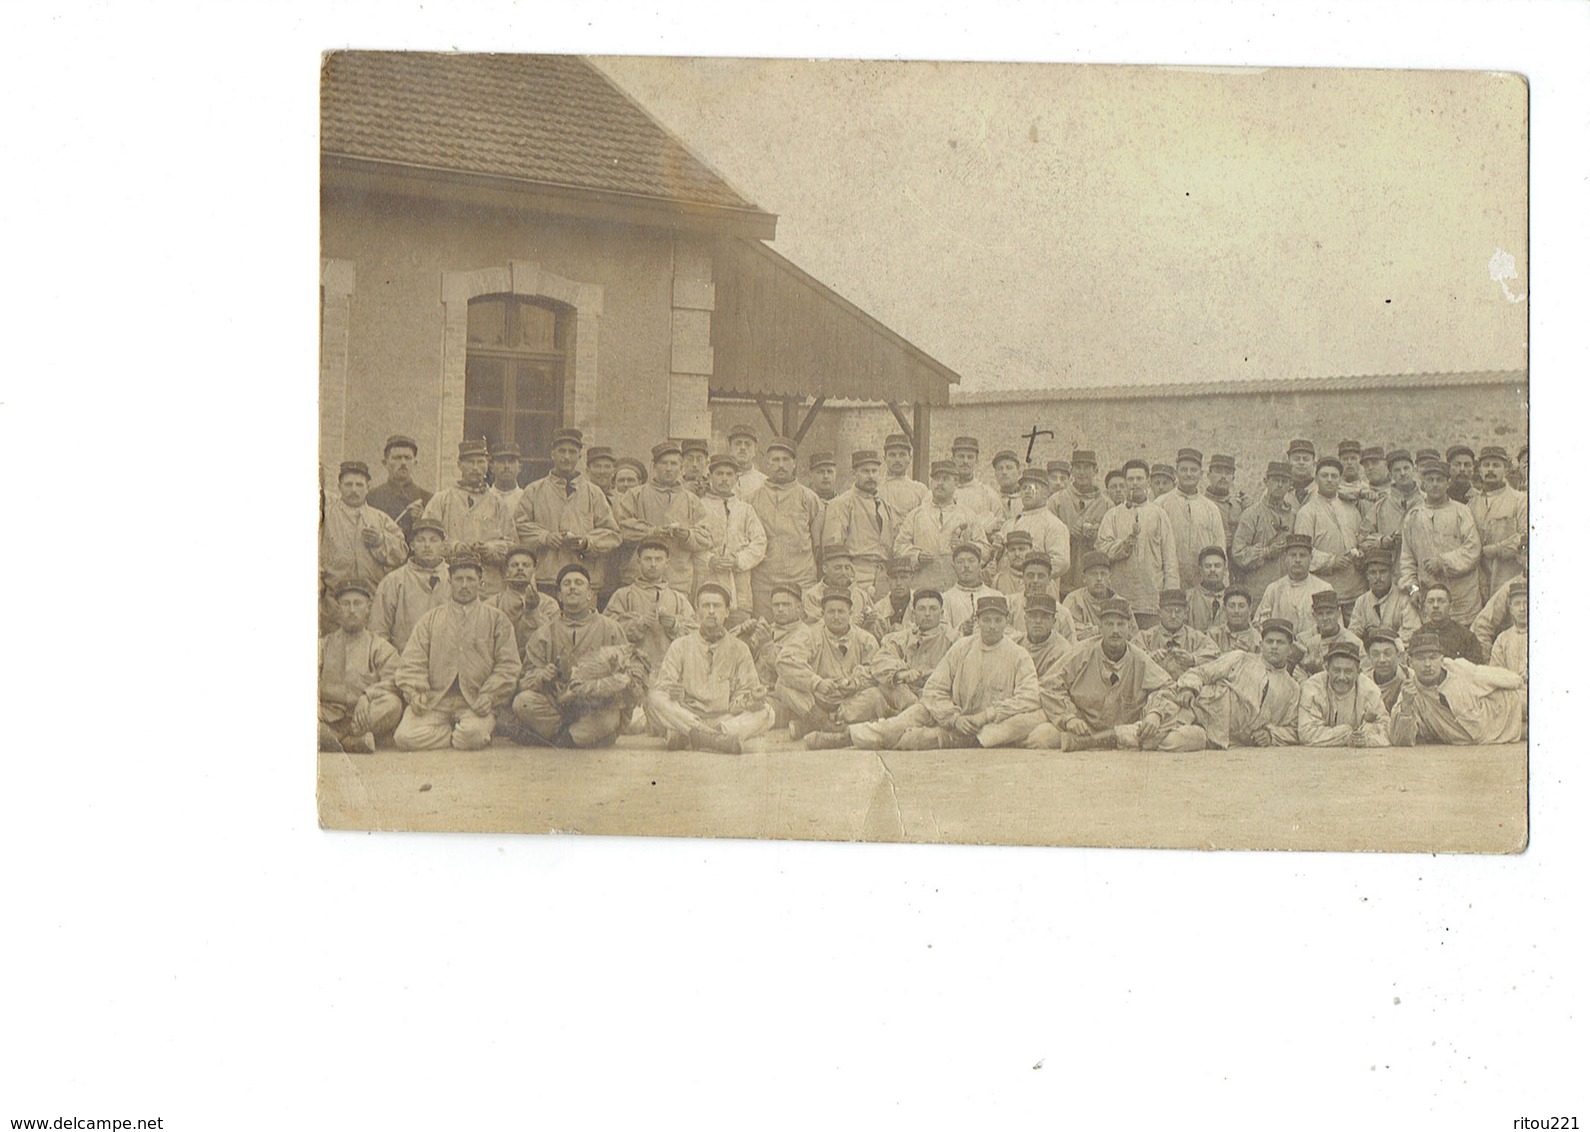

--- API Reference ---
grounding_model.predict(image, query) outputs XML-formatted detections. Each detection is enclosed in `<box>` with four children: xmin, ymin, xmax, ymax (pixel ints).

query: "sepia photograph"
<box><xmin>318</xmin><ymin>52</ymin><xmax>1528</xmax><ymax>851</ymax></box>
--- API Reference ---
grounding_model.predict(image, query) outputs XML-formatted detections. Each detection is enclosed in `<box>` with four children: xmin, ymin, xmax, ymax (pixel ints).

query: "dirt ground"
<box><xmin>317</xmin><ymin>731</ymin><xmax>1527</xmax><ymax>853</ymax></box>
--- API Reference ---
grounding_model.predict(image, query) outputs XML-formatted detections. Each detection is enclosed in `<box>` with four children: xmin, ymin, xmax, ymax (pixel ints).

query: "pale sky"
<box><xmin>594</xmin><ymin>58</ymin><xmax>1528</xmax><ymax>393</ymax></box>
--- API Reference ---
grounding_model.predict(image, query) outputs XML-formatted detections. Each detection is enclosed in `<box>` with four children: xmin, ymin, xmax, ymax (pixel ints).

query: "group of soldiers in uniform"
<box><xmin>319</xmin><ymin>426</ymin><xmax>1528</xmax><ymax>755</ymax></box>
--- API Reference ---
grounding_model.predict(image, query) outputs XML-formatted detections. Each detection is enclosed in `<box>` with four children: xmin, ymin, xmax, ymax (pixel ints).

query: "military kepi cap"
<box><xmin>765</xmin><ymin>436</ymin><xmax>798</xmax><ymax>457</ymax></box>
<box><xmin>1081</xmin><ymin>550</ymin><xmax>1111</xmax><ymax>572</ymax></box>
<box><xmin>586</xmin><ymin>445</ymin><xmax>615</xmax><ymax>463</ymax></box>
<box><xmin>1265</xmin><ymin>461</ymin><xmax>1293</xmax><ymax>480</ymax></box>
<box><xmin>332</xmin><ymin>578</ymin><xmax>373</xmax><ymax>600</ymax></box>
<box><xmin>1023</xmin><ymin>593</ymin><xmax>1057</xmax><ymax>614</ymax></box>
<box><xmin>1098</xmin><ymin>597</ymin><xmax>1134</xmax><ymax>619</ymax></box>
<box><xmin>883</xmin><ymin>433</ymin><xmax>912</xmax><ymax>450</ymax></box>
<box><xmin>1325</xmin><ymin>639</ymin><xmax>1362</xmax><ymax>664</ymax></box>
<box><xmin>728</xmin><ymin>424</ymin><xmax>758</xmax><ymax>442</ymax></box>
<box><xmin>458</xmin><ymin>438</ymin><xmax>489</xmax><ymax>458</ymax></box>
<box><xmin>1287</xmin><ymin>438</ymin><xmax>1316</xmax><ymax>457</ymax></box>
<box><xmin>707</xmin><ymin>452</ymin><xmax>738</xmax><ymax>472</ymax></box>
<box><xmin>550</xmin><ymin>428</ymin><xmax>584</xmax><ymax>449</ymax></box>
<box><xmin>650</xmin><ymin>439</ymin><xmax>682</xmax><ymax>462</ymax></box>
<box><xmin>1283</xmin><ymin>533</ymin><xmax>1314</xmax><ymax>552</ymax></box>
<box><xmin>409</xmin><ymin>515</ymin><xmax>446</xmax><ymax>539</ymax></box>
<box><xmin>851</xmin><ymin>449</ymin><xmax>882</xmax><ymax>468</ymax></box>
<box><xmin>490</xmin><ymin>442</ymin><xmax>522</xmax><ymax>459</ymax></box>
<box><xmin>679</xmin><ymin>437</ymin><xmax>710</xmax><ymax>456</ymax></box>
<box><xmin>1070</xmin><ymin>449</ymin><xmax>1098</xmax><ymax>466</ymax></box>
<box><xmin>1019</xmin><ymin>467</ymin><xmax>1050</xmax><ymax>488</ymax></box>
<box><xmin>1479</xmin><ymin>445</ymin><xmax>1510</xmax><ymax>462</ymax></box>
<box><xmin>808</xmin><ymin>450</ymin><xmax>837</xmax><ymax>469</ymax></box>
<box><xmin>338</xmin><ymin>461</ymin><xmax>371</xmax><ymax>480</ymax></box>
<box><xmin>1209</xmin><ymin>453</ymin><xmax>1236</xmax><ymax>472</ymax></box>
<box><xmin>1407</xmin><ymin>628</ymin><xmax>1445</xmax><ymax>656</ymax></box>
<box><xmin>975</xmin><ymin>595</ymin><xmax>1010</xmax><ymax>616</ymax></box>
<box><xmin>1158</xmin><ymin>588</ymin><xmax>1188</xmax><ymax>607</ymax></box>
<box><xmin>1260</xmin><ymin>617</ymin><xmax>1296</xmax><ymax>640</ymax></box>
<box><xmin>1311</xmin><ymin>590</ymin><xmax>1340</xmax><ymax>610</ymax></box>
<box><xmin>951</xmin><ymin>436</ymin><xmax>980</xmax><ymax>453</ymax></box>
<box><xmin>1176</xmin><ymin>448</ymin><xmax>1203</xmax><ymax>466</ymax></box>
<box><xmin>929</xmin><ymin>459</ymin><xmax>957</xmax><ymax>477</ymax></box>
<box><xmin>382</xmin><ymin>434</ymin><xmax>419</xmax><ymax>456</ymax></box>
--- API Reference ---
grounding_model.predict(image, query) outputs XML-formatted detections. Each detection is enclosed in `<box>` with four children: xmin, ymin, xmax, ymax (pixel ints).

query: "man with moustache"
<box><xmin>484</xmin><ymin>546</ymin><xmax>546</xmax><ymax>653</ymax></box>
<box><xmin>987</xmin><ymin>528</ymin><xmax>1035</xmax><ymax>596</ymax></box>
<box><xmin>1026</xmin><ymin>598</ymin><xmax>1177</xmax><ymax>752</ymax></box>
<box><xmin>679</xmin><ymin>437</ymin><xmax>711</xmax><ymax>498</ymax></box>
<box><xmin>1389</xmin><ymin>628</ymin><xmax>1525</xmax><ymax>746</ymax></box>
<box><xmin>823</xmin><ymin>449</ymin><xmax>900</xmax><ymax>594</ymax></box>
<box><xmin>1064</xmin><ymin>551</ymin><xmax>1137</xmax><ymax>644</ymax></box>
<box><xmin>1048</xmin><ymin>448</ymin><xmax>1111</xmax><ymax>591</ymax></box>
<box><xmin>746</xmin><ymin>583</ymin><xmax>809</xmax><ymax>712</ymax></box>
<box><xmin>1293</xmin><ymin>455</ymin><xmax>1366</xmax><ymax>604</ymax></box>
<box><xmin>647</xmin><ymin>583</ymin><xmax>774</xmax><ymax>755</ymax></box>
<box><xmin>1095</xmin><ymin>459</ymin><xmax>1181</xmax><ymax>630</ymax></box>
<box><xmin>1231</xmin><ymin>461</ymin><xmax>1296</xmax><ymax>595</ymax></box>
<box><xmin>366</xmin><ymin>434</ymin><xmax>433</xmax><ymax>539</ymax></box>
<box><xmin>894</xmin><ymin>458</ymin><xmax>986</xmax><ymax>594</ymax></box>
<box><xmin>746</xmin><ymin>437</ymin><xmax>825</xmax><ymax>619</ymax></box>
<box><xmin>1446</xmin><ymin>444</ymin><xmax>1477</xmax><ymax>505</ymax></box>
<box><xmin>1298</xmin><ymin>639</ymin><xmax>1390</xmax><ymax>747</ymax></box>
<box><xmin>989</xmin><ymin>449</ymin><xmax>1026</xmax><ymax>531</ymax></box>
<box><xmin>512</xmin><ymin>564</ymin><xmax>634</xmax><ymax>749</ymax></box>
<box><xmin>614</xmin><ymin>440</ymin><xmax>713</xmax><ymax>596</ymax></box>
<box><xmin>878</xmin><ymin>433</ymin><xmax>930</xmax><ymax>517</ymax></box>
<box><xmin>727</xmin><ymin>425</ymin><xmax>768</xmax><ymax>502</ymax></box>
<box><xmin>1140</xmin><ymin>588</ymin><xmax>1220</xmax><ymax>680</ymax></box>
<box><xmin>1468</xmin><ymin>445</ymin><xmax>1527</xmax><ymax>604</ymax></box>
<box><xmin>1159</xmin><ymin>448</ymin><xmax>1227</xmax><ymax>589</ymax></box>
<box><xmin>1186</xmin><ymin>545</ymin><xmax>1230</xmax><ymax>633</ymax></box>
<box><xmin>514</xmin><ymin>427</ymin><xmax>623</xmax><ymax>603</ymax></box>
<box><xmin>697</xmin><ymin>452</ymin><xmax>767</xmax><ymax>611</ymax></box>
<box><xmin>800</xmin><ymin>546</ymin><xmax>876</xmax><ymax>626</ymax></box>
<box><xmin>393</xmin><ymin>556</ymin><xmax>521</xmax><ymax>751</ymax></box>
<box><xmin>585</xmin><ymin>445</ymin><xmax>618</xmax><ymax>502</ymax></box>
<box><xmin>830</xmin><ymin>595</ymin><xmax>1043</xmax><ymax>751</ymax></box>
<box><xmin>1161</xmin><ymin>617</ymin><xmax>1302</xmax><ymax>750</ymax></box>
<box><xmin>1399</xmin><ymin>461</ymin><xmax>1483</xmax><ymax>625</ymax></box>
<box><xmin>1202</xmin><ymin>453</ymin><xmax>1244</xmax><ymax>549</ymax></box>
<box><xmin>372</xmin><ymin>514</ymin><xmax>452</xmax><ymax>652</ymax></box>
<box><xmin>950</xmin><ymin>436</ymin><xmax>1003</xmax><ymax>521</ymax></box>
<box><xmin>318</xmin><ymin>580</ymin><xmax>404</xmax><ymax>754</ymax></box>
<box><xmin>422</xmin><ymin>438</ymin><xmax>517</xmax><ymax>595</ymax></box>
<box><xmin>868</xmin><ymin>588</ymin><xmax>955</xmax><ymax>713</ymax></box>
<box><xmin>776</xmin><ymin>590</ymin><xmax>888</xmax><ymax>741</ymax></box>
<box><xmin>1359</xmin><ymin>445</ymin><xmax>1392</xmax><ymax>497</ymax></box>
<box><xmin>1000</xmin><ymin>467</ymin><xmax>1072</xmax><ymax>583</ymax></box>
<box><xmin>320</xmin><ymin>460</ymin><xmax>409</xmax><ymax>592</ymax></box>
<box><xmin>489</xmin><ymin>442</ymin><xmax>525</xmax><ymax>513</ymax></box>
<box><xmin>1348</xmin><ymin>548</ymin><xmax>1421</xmax><ymax>649</ymax></box>
<box><xmin>1255</xmin><ymin>533</ymin><xmax>1334</xmax><ymax>635</ymax></box>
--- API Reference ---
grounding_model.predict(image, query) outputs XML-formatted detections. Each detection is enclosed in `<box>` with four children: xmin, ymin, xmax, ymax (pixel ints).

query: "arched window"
<box><xmin>464</xmin><ymin>294</ymin><xmax>571</xmax><ymax>486</ymax></box>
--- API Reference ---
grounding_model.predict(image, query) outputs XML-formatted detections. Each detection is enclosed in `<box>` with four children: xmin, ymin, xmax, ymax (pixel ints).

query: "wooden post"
<box><xmin>913</xmin><ymin>402</ymin><xmax>931</xmax><ymax>482</ymax></box>
<box><xmin>782</xmin><ymin>396</ymin><xmax>798</xmax><ymax>440</ymax></box>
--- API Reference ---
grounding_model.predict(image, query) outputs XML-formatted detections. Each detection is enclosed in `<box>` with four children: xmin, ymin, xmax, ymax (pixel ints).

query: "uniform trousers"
<box><xmin>851</xmin><ymin>703</ymin><xmax>1046</xmax><ymax>749</ymax></box>
<box><xmin>394</xmin><ymin>690</ymin><xmax>495</xmax><ymax>751</ymax></box>
<box><xmin>318</xmin><ymin>694</ymin><xmax>402</xmax><ymax>750</ymax></box>
<box><xmin>512</xmin><ymin>688</ymin><xmax>623</xmax><ymax>749</ymax></box>
<box><xmin>645</xmin><ymin>691</ymin><xmax>775</xmax><ymax>742</ymax></box>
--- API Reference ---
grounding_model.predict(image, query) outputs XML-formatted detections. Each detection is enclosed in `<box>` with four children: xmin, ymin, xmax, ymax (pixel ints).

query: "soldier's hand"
<box><xmin>402</xmin><ymin>498</ymin><xmax>426</xmax><ymax>519</ymax></box>
<box><xmin>1064</xmin><ymin>718</ymin><xmax>1091</xmax><ymax>738</ymax></box>
<box><xmin>1251</xmin><ymin>729</ymin><xmax>1271</xmax><ymax>747</ymax></box>
<box><xmin>711</xmin><ymin>554</ymin><xmax>737</xmax><ymax>572</ymax></box>
<box><xmin>1137</xmin><ymin>716</ymin><xmax>1162</xmax><ymax>747</ymax></box>
<box><xmin>360</xmin><ymin>526</ymin><xmax>383</xmax><ymax>547</ymax></box>
<box><xmin>1176</xmin><ymin>688</ymin><xmax>1196</xmax><ymax>709</ymax></box>
<box><xmin>350</xmin><ymin>697</ymin><xmax>371</xmax><ymax>733</ymax></box>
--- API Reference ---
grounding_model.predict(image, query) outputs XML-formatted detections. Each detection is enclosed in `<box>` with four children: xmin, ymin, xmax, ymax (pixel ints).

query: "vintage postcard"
<box><xmin>317</xmin><ymin>54</ymin><xmax>1527</xmax><ymax>851</ymax></box>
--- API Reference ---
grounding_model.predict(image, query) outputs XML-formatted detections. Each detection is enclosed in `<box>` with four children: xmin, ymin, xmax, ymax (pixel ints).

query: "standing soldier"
<box><xmin>1094</xmin><ymin>459</ymin><xmax>1181</xmax><ymax>630</ymax></box>
<box><xmin>1046</xmin><ymin>460</ymin><xmax>1071</xmax><ymax>496</ymax></box>
<box><xmin>367</xmin><ymin>434</ymin><xmax>433</xmax><ymax>539</ymax></box>
<box><xmin>696</xmin><ymin>452</ymin><xmax>768</xmax><ymax>611</ymax></box>
<box><xmin>614</xmin><ymin>440</ymin><xmax>713</xmax><ymax>596</ymax></box>
<box><xmin>1185</xmin><ymin>545</ymin><xmax>1230</xmax><ymax>632</ymax></box>
<box><xmin>987</xmin><ymin>529</ymin><xmax>1036</xmax><ymax>596</ymax></box>
<box><xmin>746</xmin><ymin>437</ymin><xmax>825</xmax><ymax>619</ymax></box>
<box><xmin>393</xmin><ymin>556</ymin><xmax>521</xmax><ymax>752</ymax></box>
<box><xmin>1000</xmin><ymin>467</ymin><xmax>1072</xmax><ymax>585</ymax></box>
<box><xmin>807</xmin><ymin>450</ymin><xmax>840</xmax><ymax>503</ymax></box>
<box><xmin>485</xmin><ymin>546</ymin><xmax>547</xmax><ymax>654</ymax></box>
<box><xmin>1149</xmin><ymin>463</ymin><xmax>1176</xmax><ymax>501</ymax></box>
<box><xmin>1104</xmin><ymin>469</ymin><xmax>1127</xmax><ymax>508</ymax></box>
<box><xmin>1468</xmin><ymin>445</ymin><xmax>1527</xmax><ymax>604</ymax></box>
<box><xmin>679</xmin><ymin>437</ymin><xmax>712</xmax><ymax>498</ymax></box>
<box><xmin>1256</xmin><ymin>533</ymin><xmax>1334</xmax><ymax>633</ymax></box>
<box><xmin>1348</xmin><ymin>548</ymin><xmax>1421</xmax><ymax>649</ymax></box>
<box><xmin>822</xmin><ymin>449</ymin><xmax>899</xmax><ymax>595</ymax></box>
<box><xmin>1446</xmin><ymin>444</ymin><xmax>1477</xmax><ymax>505</ymax></box>
<box><xmin>950</xmin><ymin>436</ymin><xmax>1003</xmax><ymax>520</ymax></box>
<box><xmin>423</xmin><ymin>439</ymin><xmax>517</xmax><ymax>595</ymax></box>
<box><xmin>1158</xmin><ymin>448</ymin><xmax>1227</xmax><ymax>590</ymax></box>
<box><xmin>489</xmin><ymin>442</ymin><xmax>525</xmax><ymax>513</ymax></box>
<box><xmin>1287</xmin><ymin>438</ymin><xmax>1318</xmax><ymax>507</ymax></box>
<box><xmin>1399</xmin><ymin>461</ymin><xmax>1483</xmax><ymax>625</ymax></box>
<box><xmin>894</xmin><ymin>458</ymin><xmax>985</xmax><ymax>594</ymax></box>
<box><xmin>371</xmin><ymin>514</ymin><xmax>452</xmax><ymax>652</ymax></box>
<box><xmin>878</xmin><ymin>433</ymin><xmax>929</xmax><ymax>516</ymax></box>
<box><xmin>989</xmin><ymin>449</ymin><xmax>1026</xmax><ymax>531</ymax></box>
<box><xmin>1202</xmin><ymin>454</ymin><xmax>1244</xmax><ymax>549</ymax></box>
<box><xmin>1048</xmin><ymin>448</ymin><xmax>1111</xmax><ymax>591</ymax></box>
<box><xmin>1364</xmin><ymin>449</ymin><xmax>1421</xmax><ymax>575</ymax></box>
<box><xmin>514</xmin><ymin>427</ymin><xmax>623</xmax><ymax>604</ymax></box>
<box><xmin>1231</xmin><ymin>462</ymin><xmax>1296</xmax><ymax>595</ymax></box>
<box><xmin>1293</xmin><ymin>455</ymin><xmax>1366</xmax><ymax>604</ymax></box>
<box><xmin>321</xmin><ymin>460</ymin><xmax>409</xmax><ymax>592</ymax></box>
<box><xmin>585</xmin><ymin>445</ymin><xmax>618</xmax><ymax>502</ymax></box>
<box><xmin>728</xmin><ymin>425</ymin><xmax>768</xmax><ymax>502</ymax></box>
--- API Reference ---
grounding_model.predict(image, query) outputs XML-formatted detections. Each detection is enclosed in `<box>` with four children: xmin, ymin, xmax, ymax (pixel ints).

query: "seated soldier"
<box><xmin>1298</xmin><ymin>638</ymin><xmax>1390</xmax><ymax>747</ymax></box>
<box><xmin>484</xmin><ymin>546</ymin><xmax>548</xmax><ymax>654</ymax></box>
<box><xmin>647</xmin><ymin>583</ymin><xmax>775</xmax><ymax>754</ymax></box>
<box><xmin>870</xmin><ymin>556</ymin><xmax>919</xmax><ymax>636</ymax></box>
<box><xmin>985</xmin><ymin>528</ymin><xmax>1035</xmax><ymax>595</ymax></box>
<box><xmin>1007</xmin><ymin>552</ymin><xmax>1079</xmax><ymax>644</ymax></box>
<box><xmin>1389</xmin><ymin>628</ymin><xmax>1526</xmax><ymax>745</ymax></box>
<box><xmin>941</xmin><ymin>542</ymin><xmax>1003</xmax><ymax>635</ymax></box>
<box><xmin>1185</xmin><ymin>545</ymin><xmax>1230</xmax><ymax>632</ymax></box>
<box><xmin>836</xmin><ymin>594</ymin><xmax>1044</xmax><ymax>751</ymax></box>
<box><xmin>393</xmin><ymin>556</ymin><xmax>522</xmax><ymax>751</ymax></box>
<box><xmin>1026</xmin><ymin>597</ymin><xmax>1178</xmax><ymax>751</ymax></box>
<box><xmin>1158</xmin><ymin>617</ymin><xmax>1303</xmax><ymax>750</ymax></box>
<box><xmin>1013</xmin><ymin>593</ymin><xmax>1073</xmax><ymax>681</ymax></box>
<box><xmin>1208</xmin><ymin>586</ymin><xmax>1262</xmax><ymax>654</ymax></box>
<box><xmin>801</xmin><ymin>546</ymin><xmax>875</xmax><ymax>625</ymax></box>
<box><xmin>512</xmin><ymin>564</ymin><xmax>637</xmax><ymax>748</ymax></box>
<box><xmin>775</xmin><ymin>590</ymin><xmax>888</xmax><ymax>741</ymax></box>
<box><xmin>1256</xmin><ymin>533</ymin><xmax>1334</xmax><ymax>631</ymax></box>
<box><xmin>1296</xmin><ymin>589</ymin><xmax>1356</xmax><ymax>676</ymax></box>
<box><xmin>318</xmin><ymin>579</ymin><xmax>403</xmax><ymax>753</ymax></box>
<box><xmin>605</xmin><ymin>538</ymin><xmax>698</xmax><ymax>675</ymax></box>
<box><xmin>1365</xmin><ymin>628</ymin><xmax>1405</xmax><ymax>711</ymax></box>
<box><xmin>1488</xmin><ymin>580</ymin><xmax>1527</xmax><ymax>680</ymax></box>
<box><xmin>865</xmin><ymin>587</ymin><xmax>952</xmax><ymax>713</ymax></box>
<box><xmin>1140</xmin><ymin>589</ymin><xmax>1220</xmax><ymax>679</ymax></box>
<box><xmin>742</xmin><ymin>584</ymin><xmax>809</xmax><ymax>724</ymax></box>
<box><xmin>1348</xmin><ymin>547</ymin><xmax>1421</xmax><ymax>649</ymax></box>
<box><xmin>371</xmin><ymin>514</ymin><xmax>452</xmax><ymax>652</ymax></box>
<box><xmin>1064</xmin><ymin>551</ymin><xmax>1140</xmax><ymax>644</ymax></box>
<box><xmin>1418</xmin><ymin>582</ymin><xmax>1485</xmax><ymax>664</ymax></box>
<box><xmin>1471</xmin><ymin>568</ymin><xmax>1526</xmax><ymax>653</ymax></box>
